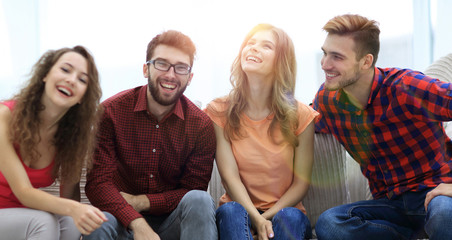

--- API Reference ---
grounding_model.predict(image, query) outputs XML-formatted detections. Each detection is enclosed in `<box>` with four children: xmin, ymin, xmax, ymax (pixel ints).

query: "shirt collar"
<box><xmin>134</xmin><ymin>85</ymin><xmax>185</xmax><ymax>121</ymax></box>
<box><xmin>334</xmin><ymin>66</ymin><xmax>380</xmax><ymax>111</ymax></box>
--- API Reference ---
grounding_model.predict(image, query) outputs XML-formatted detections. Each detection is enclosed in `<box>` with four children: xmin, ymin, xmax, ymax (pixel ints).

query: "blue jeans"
<box><xmin>315</xmin><ymin>188</ymin><xmax>452</xmax><ymax>240</ymax></box>
<box><xmin>83</xmin><ymin>190</ymin><xmax>217</xmax><ymax>240</ymax></box>
<box><xmin>216</xmin><ymin>201</ymin><xmax>312</xmax><ymax>240</ymax></box>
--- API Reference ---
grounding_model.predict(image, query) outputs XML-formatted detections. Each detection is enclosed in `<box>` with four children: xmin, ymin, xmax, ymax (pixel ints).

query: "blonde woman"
<box><xmin>206</xmin><ymin>24</ymin><xmax>317</xmax><ymax>240</ymax></box>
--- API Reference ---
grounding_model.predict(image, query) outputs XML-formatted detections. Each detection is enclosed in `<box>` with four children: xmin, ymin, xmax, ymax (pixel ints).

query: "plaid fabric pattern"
<box><xmin>313</xmin><ymin>67</ymin><xmax>452</xmax><ymax>199</ymax></box>
<box><xmin>85</xmin><ymin>85</ymin><xmax>215</xmax><ymax>228</ymax></box>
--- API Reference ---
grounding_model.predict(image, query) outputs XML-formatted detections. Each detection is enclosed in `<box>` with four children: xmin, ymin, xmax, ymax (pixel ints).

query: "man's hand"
<box><xmin>129</xmin><ymin>218</ymin><xmax>160</xmax><ymax>240</ymax></box>
<box><xmin>425</xmin><ymin>183</ymin><xmax>452</xmax><ymax>210</ymax></box>
<box><xmin>120</xmin><ymin>192</ymin><xmax>150</xmax><ymax>213</ymax></box>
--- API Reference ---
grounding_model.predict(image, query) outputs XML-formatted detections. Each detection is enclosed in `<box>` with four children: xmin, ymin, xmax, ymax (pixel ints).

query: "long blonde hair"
<box><xmin>211</xmin><ymin>23</ymin><xmax>299</xmax><ymax>147</ymax></box>
<box><xmin>10</xmin><ymin>46</ymin><xmax>102</xmax><ymax>183</ymax></box>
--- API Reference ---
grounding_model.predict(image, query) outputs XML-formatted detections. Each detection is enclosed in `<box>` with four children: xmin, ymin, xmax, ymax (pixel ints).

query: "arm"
<box><xmin>84</xmin><ymin>108</ymin><xmax>143</xmax><ymax>228</ymax></box>
<box><xmin>0</xmin><ymin>106</ymin><xmax>106</xmax><ymax>235</ymax></box>
<box><xmin>397</xmin><ymin>73</ymin><xmax>452</xmax><ymax>121</ymax></box>
<box><xmin>213</xmin><ymin>123</ymin><xmax>272</xmax><ymax>240</ymax></box>
<box><xmin>312</xmin><ymin>87</ymin><xmax>331</xmax><ymax>134</ymax></box>
<box><xmin>261</xmin><ymin>121</ymin><xmax>315</xmax><ymax>220</ymax></box>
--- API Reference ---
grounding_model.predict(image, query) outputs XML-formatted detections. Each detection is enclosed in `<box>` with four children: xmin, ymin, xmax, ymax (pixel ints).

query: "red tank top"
<box><xmin>0</xmin><ymin>100</ymin><xmax>55</xmax><ymax>208</ymax></box>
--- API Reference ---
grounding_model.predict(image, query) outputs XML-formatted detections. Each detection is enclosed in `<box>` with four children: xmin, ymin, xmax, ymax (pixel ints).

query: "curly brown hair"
<box><xmin>9</xmin><ymin>46</ymin><xmax>102</xmax><ymax>183</ymax></box>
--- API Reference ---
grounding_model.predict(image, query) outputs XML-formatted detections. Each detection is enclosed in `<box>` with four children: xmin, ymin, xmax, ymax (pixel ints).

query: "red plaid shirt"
<box><xmin>313</xmin><ymin>67</ymin><xmax>452</xmax><ymax>199</ymax></box>
<box><xmin>85</xmin><ymin>85</ymin><xmax>216</xmax><ymax>228</ymax></box>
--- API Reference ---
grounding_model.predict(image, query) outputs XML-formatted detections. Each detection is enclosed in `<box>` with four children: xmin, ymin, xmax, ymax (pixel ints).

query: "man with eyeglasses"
<box><xmin>84</xmin><ymin>30</ymin><xmax>217</xmax><ymax>240</ymax></box>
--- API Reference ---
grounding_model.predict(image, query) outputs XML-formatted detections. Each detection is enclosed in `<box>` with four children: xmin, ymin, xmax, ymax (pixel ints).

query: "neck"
<box><xmin>245</xmin><ymin>75</ymin><xmax>272</xmax><ymax>120</ymax></box>
<box><xmin>343</xmin><ymin>68</ymin><xmax>375</xmax><ymax>109</ymax></box>
<box><xmin>39</xmin><ymin>106</ymin><xmax>67</xmax><ymax>132</ymax></box>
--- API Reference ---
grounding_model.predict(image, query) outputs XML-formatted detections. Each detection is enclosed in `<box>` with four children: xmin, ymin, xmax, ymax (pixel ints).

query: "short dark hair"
<box><xmin>323</xmin><ymin>14</ymin><xmax>380</xmax><ymax>67</ymax></box>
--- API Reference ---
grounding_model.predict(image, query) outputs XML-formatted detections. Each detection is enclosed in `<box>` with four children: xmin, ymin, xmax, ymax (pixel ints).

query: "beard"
<box><xmin>148</xmin><ymin>75</ymin><xmax>188</xmax><ymax>106</ymax></box>
<box><xmin>324</xmin><ymin>65</ymin><xmax>361</xmax><ymax>91</ymax></box>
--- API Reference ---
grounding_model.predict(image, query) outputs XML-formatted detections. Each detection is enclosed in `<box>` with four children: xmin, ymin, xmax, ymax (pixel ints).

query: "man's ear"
<box><xmin>187</xmin><ymin>73</ymin><xmax>193</xmax><ymax>86</ymax></box>
<box><xmin>361</xmin><ymin>54</ymin><xmax>374</xmax><ymax>70</ymax></box>
<box><xmin>143</xmin><ymin>63</ymin><xmax>149</xmax><ymax>78</ymax></box>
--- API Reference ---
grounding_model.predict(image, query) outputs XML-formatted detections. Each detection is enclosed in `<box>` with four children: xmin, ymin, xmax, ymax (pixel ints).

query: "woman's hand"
<box><xmin>252</xmin><ymin>215</ymin><xmax>274</xmax><ymax>240</ymax></box>
<box><xmin>71</xmin><ymin>203</ymin><xmax>107</xmax><ymax>235</ymax></box>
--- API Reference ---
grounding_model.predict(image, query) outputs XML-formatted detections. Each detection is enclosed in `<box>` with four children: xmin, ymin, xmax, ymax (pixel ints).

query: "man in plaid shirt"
<box><xmin>313</xmin><ymin>14</ymin><xmax>452</xmax><ymax>240</ymax></box>
<box><xmin>84</xmin><ymin>30</ymin><xmax>217</xmax><ymax>240</ymax></box>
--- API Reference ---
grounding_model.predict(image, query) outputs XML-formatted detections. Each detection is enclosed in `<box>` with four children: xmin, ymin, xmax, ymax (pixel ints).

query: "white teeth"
<box><xmin>161</xmin><ymin>83</ymin><xmax>176</xmax><ymax>89</ymax></box>
<box><xmin>57</xmin><ymin>87</ymin><xmax>72</xmax><ymax>96</ymax></box>
<box><xmin>326</xmin><ymin>73</ymin><xmax>338</xmax><ymax>77</ymax></box>
<box><xmin>247</xmin><ymin>56</ymin><xmax>261</xmax><ymax>63</ymax></box>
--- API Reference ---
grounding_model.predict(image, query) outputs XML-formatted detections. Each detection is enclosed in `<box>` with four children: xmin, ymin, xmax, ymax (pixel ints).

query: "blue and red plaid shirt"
<box><xmin>85</xmin><ymin>85</ymin><xmax>215</xmax><ymax>228</ymax></box>
<box><xmin>313</xmin><ymin>67</ymin><xmax>452</xmax><ymax>199</ymax></box>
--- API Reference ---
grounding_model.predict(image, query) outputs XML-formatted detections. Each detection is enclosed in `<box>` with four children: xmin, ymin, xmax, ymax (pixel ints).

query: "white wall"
<box><xmin>1</xmin><ymin>0</ymin><xmax>448</xmax><ymax>107</ymax></box>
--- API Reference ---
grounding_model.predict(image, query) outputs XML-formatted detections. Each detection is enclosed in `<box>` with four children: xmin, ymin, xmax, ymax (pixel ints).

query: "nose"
<box><xmin>321</xmin><ymin>55</ymin><xmax>330</xmax><ymax>70</ymax></box>
<box><xmin>163</xmin><ymin>66</ymin><xmax>177</xmax><ymax>78</ymax></box>
<box><xmin>66</xmin><ymin>73</ymin><xmax>77</xmax><ymax>85</ymax></box>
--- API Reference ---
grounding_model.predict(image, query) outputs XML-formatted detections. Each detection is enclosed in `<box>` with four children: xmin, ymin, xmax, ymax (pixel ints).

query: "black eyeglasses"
<box><xmin>146</xmin><ymin>59</ymin><xmax>191</xmax><ymax>75</ymax></box>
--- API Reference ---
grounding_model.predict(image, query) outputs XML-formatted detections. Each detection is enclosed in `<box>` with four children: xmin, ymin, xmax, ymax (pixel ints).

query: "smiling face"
<box><xmin>42</xmin><ymin>51</ymin><xmax>89</xmax><ymax>110</ymax></box>
<box><xmin>321</xmin><ymin>34</ymin><xmax>364</xmax><ymax>91</ymax></box>
<box><xmin>143</xmin><ymin>44</ymin><xmax>193</xmax><ymax>107</ymax></box>
<box><xmin>240</xmin><ymin>30</ymin><xmax>277</xmax><ymax>79</ymax></box>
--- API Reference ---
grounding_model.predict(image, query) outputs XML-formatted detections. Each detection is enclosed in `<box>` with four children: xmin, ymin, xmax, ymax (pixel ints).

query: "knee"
<box><xmin>425</xmin><ymin>196</ymin><xmax>452</xmax><ymax>234</ymax></box>
<box><xmin>216</xmin><ymin>202</ymin><xmax>246</xmax><ymax>219</ymax></box>
<box><xmin>84</xmin><ymin>212</ymin><xmax>120</xmax><ymax>240</ymax></box>
<box><xmin>315</xmin><ymin>208</ymin><xmax>341</xmax><ymax>238</ymax></box>
<box><xmin>274</xmin><ymin>207</ymin><xmax>309</xmax><ymax>225</ymax></box>
<box><xmin>32</xmin><ymin>211</ymin><xmax>59</xmax><ymax>231</ymax></box>
<box><xmin>180</xmin><ymin>190</ymin><xmax>215</xmax><ymax>211</ymax></box>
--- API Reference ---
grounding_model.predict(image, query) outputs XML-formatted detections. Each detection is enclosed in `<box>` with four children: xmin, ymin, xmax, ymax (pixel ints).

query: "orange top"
<box><xmin>205</xmin><ymin>99</ymin><xmax>318</xmax><ymax>213</ymax></box>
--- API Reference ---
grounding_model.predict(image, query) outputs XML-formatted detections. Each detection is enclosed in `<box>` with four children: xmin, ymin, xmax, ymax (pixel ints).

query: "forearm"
<box><xmin>17</xmin><ymin>187</ymin><xmax>81</xmax><ymax>216</ymax></box>
<box><xmin>261</xmin><ymin>181</ymin><xmax>309</xmax><ymax>220</ymax></box>
<box><xmin>223</xmin><ymin>178</ymin><xmax>263</xmax><ymax>223</ymax></box>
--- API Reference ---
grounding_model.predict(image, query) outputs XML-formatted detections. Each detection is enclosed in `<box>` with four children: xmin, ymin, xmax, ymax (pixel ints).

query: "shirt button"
<box><xmin>150</xmin><ymin>174</ymin><xmax>154</xmax><ymax>178</ymax></box>
<box><xmin>152</xmin><ymin>149</ymin><xmax>156</xmax><ymax>153</ymax></box>
<box><xmin>156</xmin><ymin>125</ymin><xmax>159</xmax><ymax>129</ymax></box>
<box><xmin>388</xmin><ymin>191</ymin><xmax>394</xmax><ymax>199</ymax></box>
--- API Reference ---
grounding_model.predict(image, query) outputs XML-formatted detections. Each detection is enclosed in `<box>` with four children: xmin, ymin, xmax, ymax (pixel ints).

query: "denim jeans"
<box><xmin>83</xmin><ymin>190</ymin><xmax>217</xmax><ymax>240</ymax></box>
<box><xmin>315</xmin><ymin>188</ymin><xmax>452</xmax><ymax>240</ymax></box>
<box><xmin>216</xmin><ymin>201</ymin><xmax>312</xmax><ymax>240</ymax></box>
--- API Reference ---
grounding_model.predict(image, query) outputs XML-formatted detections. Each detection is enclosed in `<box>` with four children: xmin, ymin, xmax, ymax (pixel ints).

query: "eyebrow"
<box><xmin>154</xmin><ymin>58</ymin><xmax>190</xmax><ymax>66</ymax></box>
<box><xmin>262</xmin><ymin>40</ymin><xmax>276</xmax><ymax>46</ymax></box>
<box><xmin>321</xmin><ymin>47</ymin><xmax>346</xmax><ymax>58</ymax></box>
<box><xmin>250</xmin><ymin>38</ymin><xmax>276</xmax><ymax>47</ymax></box>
